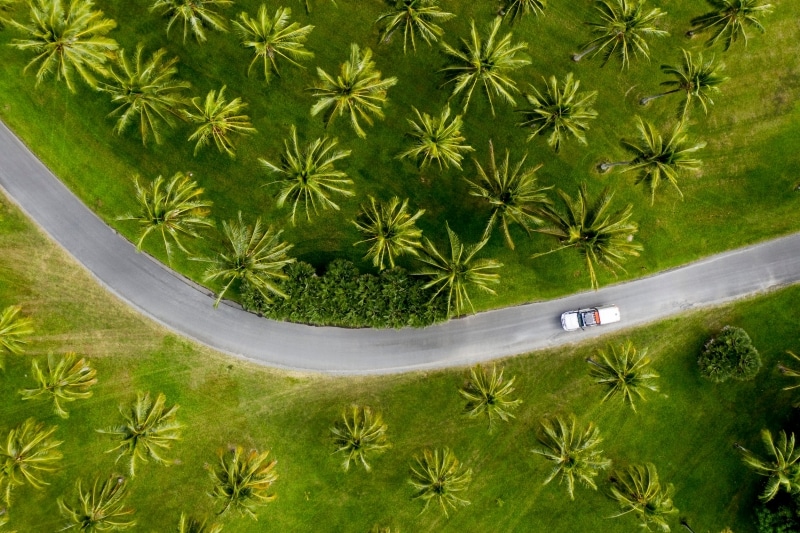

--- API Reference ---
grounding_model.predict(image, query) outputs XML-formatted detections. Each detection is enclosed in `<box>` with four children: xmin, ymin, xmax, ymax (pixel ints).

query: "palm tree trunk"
<box><xmin>598</xmin><ymin>161</ymin><xmax>632</xmax><ymax>173</ymax></box>
<box><xmin>639</xmin><ymin>88</ymin><xmax>681</xmax><ymax>106</ymax></box>
<box><xmin>572</xmin><ymin>44</ymin><xmax>599</xmax><ymax>62</ymax></box>
<box><xmin>679</xmin><ymin>518</ymin><xmax>696</xmax><ymax>533</ymax></box>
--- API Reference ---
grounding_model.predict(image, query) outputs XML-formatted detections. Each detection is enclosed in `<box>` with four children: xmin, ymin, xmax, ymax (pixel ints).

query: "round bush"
<box><xmin>698</xmin><ymin>326</ymin><xmax>761</xmax><ymax>383</ymax></box>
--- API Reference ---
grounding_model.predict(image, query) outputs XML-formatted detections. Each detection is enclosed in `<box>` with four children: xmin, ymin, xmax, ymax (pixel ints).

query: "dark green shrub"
<box><xmin>698</xmin><ymin>326</ymin><xmax>761</xmax><ymax>383</ymax></box>
<box><xmin>756</xmin><ymin>502</ymin><xmax>800</xmax><ymax>533</ymax></box>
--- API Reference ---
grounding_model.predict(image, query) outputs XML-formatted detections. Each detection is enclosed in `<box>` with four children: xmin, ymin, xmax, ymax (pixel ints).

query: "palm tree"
<box><xmin>534</xmin><ymin>184</ymin><xmax>642</xmax><ymax>290</ymax></box>
<box><xmin>0</xmin><ymin>305</ymin><xmax>33</xmax><ymax>369</ymax></box>
<box><xmin>459</xmin><ymin>365</ymin><xmax>521</xmax><ymax>430</ymax></box>
<box><xmin>375</xmin><ymin>0</ymin><xmax>455</xmax><ymax>54</ymax></box>
<box><xmin>309</xmin><ymin>43</ymin><xmax>398</xmax><ymax>138</ymax></box>
<box><xmin>440</xmin><ymin>18</ymin><xmax>530</xmax><ymax>115</ymax></box>
<box><xmin>150</xmin><ymin>0</ymin><xmax>231</xmax><ymax>43</ymax></box>
<box><xmin>97</xmin><ymin>392</ymin><xmax>182</xmax><ymax>477</ymax></box>
<box><xmin>736</xmin><ymin>429</ymin><xmax>800</xmax><ymax>502</ymax></box>
<box><xmin>58</xmin><ymin>475</ymin><xmax>135</xmax><ymax>531</ymax></box>
<box><xmin>689</xmin><ymin>0</ymin><xmax>773</xmax><ymax>51</ymax></box>
<box><xmin>410</xmin><ymin>448</ymin><xmax>471</xmax><ymax>516</ymax></box>
<box><xmin>0</xmin><ymin>418</ymin><xmax>62</xmax><ymax>505</ymax></box>
<box><xmin>233</xmin><ymin>5</ymin><xmax>314</xmax><ymax>83</ymax></box>
<box><xmin>260</xmin><ymin>126</ymin><xmax>353</xmax><ymax>225</ymax></box>
<box><xmin>8</xmin><ymin>0</ymin><xmax>118</xmax><ymax>92</ymax></box>
<box><xmin>177</xmin><ymin>513</ymin><xmax>222</xmax><ymax>533</ymax></box>
<box><xmin>414</xmin><ymin>223</ymin><xmax>502</xmax><ymax>317</ymax></box>
<box><xmin>19</xmin><ymin>352</ymin><xmax>97</xmax><ymax>419</ymax></box>
<box><xmin>501</xmin><ymin>0</ymin><xmax>546</xmax><ymax>25</ymax></box>
<box><xmin>398</xmin><ymin>106</ymin><xmax>473</xmax><ymax>170</ymax></box>
<box><xmin>465</xmin><ymin>141</ymin><xmax>552</xmax><ymax>249</ymax></box>
<box><xmin>118</xmin><ymin>172</ymin><xmax>213</xmax><ymax>264</ymax></box>
<box><xmin>330</xmin><ymin>406</ymin><xmax>391</xmax><ymax>472</ymax></box>
<box><xmin>572</xmin><ymin>0</ymin><xmax>668</xmax><ymax>69</ymax></box>
<box><xmin>586</xmin><ymin>341</ymin><xmax>659</xmax><ymax>411</ymax></box>
<box><xmin>185</xmin><ymin>86</ymin><xmax>256</xmax><ymax>157</ymax></box>
<box><xmin>196</xmin><ymin>213</ymin><xmax>295</xmax><ymax>307</ymax></box>
<box><xmin>600</xmin><ymin>118</ymin><xmax>706</xmax><ymax>205</ymax></box>
<box><xmin>99</xmin><ymin>46</ymin><xmax>190</xmax><ymax>146</ymax></box>
<box><xmin>209</xmin><ymin>445</ymin><xmax>277</xmax><ymax>518</ymax></box>
<box><xmin>608</xmin><ymin>463</ymin><xmax>677</xmax><ymax>531</ymax></box>
<box><xmin>531</xmin><ymin>415</ymin><xmax>610</xmax><ymax>499</ymax></box>
<box><xmin>517</xmin><ymin>73</ymin><xmax>598</xmax><ymax>152</ymax></box>
<box><xmin>352</xmin><ymin>196</ymin><xmax>425</xmax><ymax>270</ymax></box>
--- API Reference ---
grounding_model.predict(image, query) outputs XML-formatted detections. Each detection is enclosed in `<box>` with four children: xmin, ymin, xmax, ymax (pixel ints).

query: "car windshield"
<box><xmin>581</xmin><ymin>310</ymin><xmax>599</xmax><ymax>326</ymax></box>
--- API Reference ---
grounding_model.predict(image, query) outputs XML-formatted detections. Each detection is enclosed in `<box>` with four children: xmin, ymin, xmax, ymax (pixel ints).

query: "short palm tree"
<box><xmin>375</xmin><ymin>0</ymin><xmax>455</xmax><ymax>54</ymax></box>
<box><xmin>414</xmin><ymin>223</ymin><xmax>502</xmax><ymax>317</ymax></box>
<box><xmin>8</xmin><ymin>0</ymin><xmax>118</xmax><ymax>92</ymax></box>
<box><xmin>409</xmin><ymin>448</ymin><xmax>472</xmax><ymax>516</ymax></box>
<box><xmin>459</xmin><ymin>365</ymin><xmax>522</xmax><ymax>430</ymax></box>
<box><xmin>19</xmin><ymin>352</ymin><xmax>97</xmax><ymax>418</ymax></box>
<box><xmin>501</xmin><ymin>0</ymin><xmax>546</xmax><ymax>25</ymax></box>
<box><xmin>150</xmin><ymin>0</ymin><xmax>231</xmax><ymax>43</ymax></box>
<box><xmin>209</xmin><ymin>445</ymin><xmax>277</xmax><ymax>518</ymax></box>
<box><xmin>531</xmin><ymin>415</ymin><xmax>611</xmax><ymax>499</ymax></box>
<box><xmin>330</xmin><ymin>405</ymin><xmax>391</xmax><ymax>472</ymax></box>
<box><xmin>118</xmin><ymin>172</ymin><xmax>213</xmax><ymax>264</ymax></box>
<box><xmin>97</xmin><ymin>391</ymin><xmax>182</xmax><ymax>477</ymax></box>
<box><xmin>0</xmin><ymin>418</ymin><xmax>62</xmax><ymax>505</ymax></box>
<box><xmin>517</xmin><ymin>73</ymin><xmax>598</xmax><ymax>152</ymax></box>
<box><xmin>352</xmin><ymin>196</ymin><xmax>425</xmax><ymax>270</ymax></box>
<box><xmin>689</xmin><ymin>0</ymin><xmax>773</xmax><ymax>51</ymax></box>
<box><xmin>186</xmin><ymin>86</ymin><xmax>256</xmax><ymax>157</ymax></box>
<box><xmin>398</xmin><ymin>106</ymin><xmax>473</xmax><ymax>170</ymax></box>
<box><xmin>58</xmin><ymin>475</ymin><xmax>135</xmax><ymax>531</ymax></box>
<box><xmin>233</xmin><ymin>5</ymin><xmax>314</xmax><ymax>82</ymax></box>
<box><xmin>572</xmin><ymin>0</ymin><xmax>668</xmax><ymax>69</ymax></box>
<box><xmin>736</xmin><ymin>429</ymin><xmax>800</xmax><ymax>502</ymax></box>
<box><xmin>177</xmin><ymin>513</ymin><xmax>222</xmax><ymax>533</ymax></box>
<box><xmin>609</xmin><ymin>463</ymin><xmax>677</xmax><ymax>531</ymax></box>
<box><xmin>586</xmin><ymin>341</ymin><xmax>659</xmax><ymax>411</ymax></box>
<box><xmin>309</xmin><ymin>44</ymin><xmax>398</xmax><ymax>138</ymax></box>
<box><xmin>440</xmin><ymin>18</ymin><xmax>530</xmax><ymax>115</ymax></box>
<box><xmin>0</xmin><ymin>305</ymin><xmax>33</xmax><ymax>367</ymax></box>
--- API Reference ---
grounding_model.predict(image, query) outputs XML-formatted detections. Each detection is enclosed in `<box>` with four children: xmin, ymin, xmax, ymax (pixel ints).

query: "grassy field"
<box><xmin>0</xmin><ymin>0</ymin><xmax>799</xmax><ymax>312</ymax></box>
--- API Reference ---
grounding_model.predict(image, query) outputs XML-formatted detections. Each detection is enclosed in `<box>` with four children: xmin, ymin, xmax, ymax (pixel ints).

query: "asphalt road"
<box><xmin>2</xmin><ymin>119</ymin><xmax>799</xmax><ymax>375</ymax></box>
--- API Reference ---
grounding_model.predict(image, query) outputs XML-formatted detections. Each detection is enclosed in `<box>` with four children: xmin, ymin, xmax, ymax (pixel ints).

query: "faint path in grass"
<box><xmin>2</xmin><ymin>119</ymin><xmax>800</xmax><ymax>375</ymax></box>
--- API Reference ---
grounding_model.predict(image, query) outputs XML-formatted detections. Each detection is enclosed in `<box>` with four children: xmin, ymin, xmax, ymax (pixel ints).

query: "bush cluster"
<box><xmin>698</xmin><ymin>326</ymin><xmax>762</xmax><ymax>383</ymax></box>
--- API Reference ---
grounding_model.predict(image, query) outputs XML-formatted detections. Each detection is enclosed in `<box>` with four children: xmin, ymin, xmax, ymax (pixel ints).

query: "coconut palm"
<box><xmin>572</xmin><ymin>0</ymin><xmax>668</xmax><ymax>69</ymax></box>
<box><xmin>330</xmin><ymin>406</ymin><xmax>391</xmax><ymax>472</ymax></box>
<box><xmin>501</xmin><ymin>0</ymin><xmax>545</xmax><ymax>25</ymax></box>
<box><xmin>97</xmin><ymin>392</ymin><xmax>182</xmax><ymax>477</ymax></box>
<box><xmin>150</xmin><ymin>0</ymin><xmax>231</xmax><ymax>43</ymax></box>
<box><xmin>118</xmin><ymin>172</ymin><xmax>213</xmax><ymax>264</ymax></box>
<box><xmin>375</xmin><ymin>0</ymin><xmax>455</xmax><ymax>54</ymax></box>
<box><xmin>309</xmin><ymin>44</ymin><xmax>398</xmax><ymax>138</ymax></box>
<box><xmin>177</xmin><ymin>513</ymin><xmax>222</xmax><ymax>533</ymax></box>
<box><xmin>352</xmin><ymin>196</ymin><xmax>425</xmax><ymax>270</ymax></box>
<box><xmin>736</xmin><ymin>429</ymin><xmax>800</xmax><ymax>502</ymax></box>
<box><xmin>398</xmin><ymin>106</ymin><xmax>473</xmax><ymax>170</ymax></box>
<box><xmin>209</xmin><ymin>445</ymin><xmax>277</xmax><ymax>518</ymax></box>
<box><xmin>196</xmin><ymin>213</ymin><xmax>295</xmax><ymax>307</ymax></box>
<box><xmin>233</xmin><ymin>5</ymin><xmax>314</xmax><ymax>82</ymax></box>
<box><xmin>440</xmin><ymin>18</ymin><xmax>530</xmax><ymax>115</ymax></box>
<box><xmin>587</xmin><ymin>341</ymin><xmax>659</xmax><ymax>411</ymax></box>
<box><xmin>0</xmin><ymin>418</ymin><xmax>62</xmax><ymax>505</ymax></box>
<box><xmin>531</xmin><ymin>415</ymin><xmax>610</xmax><ymax>499</ymax></box>
<box><xmin>609</xmin><ymin>463</ymin><xmax>677</xmax><ymax>531</ymax></box>
<box><xmin>409</xmin><ymin>448</ymin><xmax>472</xmax><ymax>516</ymax></box>
<box><xmin>99</xmin><ymin>46</ymin><xmax>190</xmax><ymax>145</ymax></box>
<box><xmin>185</xmin><ymin>86</ymin><xmax>256</xmax><ymax>157</ymax></box>
<box><xmin>0</xmin><ymin>305</ymin><xmax>33</xmax><ymax>368</ymax></box>
<box><xmin>517</xmin><ymin>73</ymin><xmax>598</xmax><ymax>152</ymax></box>
<box><xmin>465</xmin><ymin>141</ymin><xmax>552</xmax><ymax>249</ymax></box>
<box><xmin>58</xmin><ymin>475</ymin><xmax>135</xmax><ymax>531</ymax></box>
<box><xmin>689</xmin><ymin>0</ymin><xmax>773</xmax><ymax>51</ymax></box>
<box><xmin>459</xmin><ymin>364</ymin><xmax>521</xmax><ymax>430</ymax></box>
<box><xmin>19</xmin><ymin>352</ymin><xmax>97</xmax><ymax>419</ymax></box>
<box><xmin>414</xmin><ymin>223</ymin><xmax>502</xmax><ymax>317</ymax></box>
<box><xmin>8</xmin><ymin>0</ymin><xmax>118</xmax><ymax>92</ymax></box>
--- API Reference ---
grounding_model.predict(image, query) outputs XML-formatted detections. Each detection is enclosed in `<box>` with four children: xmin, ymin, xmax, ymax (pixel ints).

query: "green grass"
<box><xmin>0</xmin><ymin>0</ymin><xmax>799</xmax><ymax>313</ymax></box>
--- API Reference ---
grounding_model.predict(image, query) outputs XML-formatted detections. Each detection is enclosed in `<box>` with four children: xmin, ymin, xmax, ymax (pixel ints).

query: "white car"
<box><xmin>561</xmin><ymin>305</ymin><xmax>621</xmax><ymax>331</ymax></box>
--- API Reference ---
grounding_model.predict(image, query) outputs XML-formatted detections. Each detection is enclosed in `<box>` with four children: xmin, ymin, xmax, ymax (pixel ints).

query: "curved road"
<box><xmin>1</xmin><ymin>120</ymin><xmax>799</xmax><ymax>375</ymax></box>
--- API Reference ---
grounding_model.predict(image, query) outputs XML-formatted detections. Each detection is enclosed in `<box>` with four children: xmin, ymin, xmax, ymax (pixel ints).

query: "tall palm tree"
<box><xmin>352</xmin><ymin>196</ymin><xmax>425</xmax><ymax>271</ymax></box>
<box><xmin>19</xmin><ymin>352</ymin><xmax>97</xmax><ymax>419</ymax></box>
<box><xmin>534</xmin><ymin>184</ymin><xmax>642</xmax><ymax>290</ymax></box>
<box><xmin>196</xmin><ymin>213</ymin><xmax>295</xmax><ymax>307</ymax></box>
<box><xmin>689</xmin><ymin>0</ymin><xmax>773</xmax><ymax>51</ymax></box>
<box><xmin>409</xmin><ymin>448</ymin><xmax>472</xmax><ymax>516</ymax></box>
<box><xmin>459</xmin><ymin>365</ymin><xmax>521</xmax><ymax>430</ymax></box>
<box><xmin>185</xmin><ymin>86</ymin><xmax>256</xmax><ymax>157</ymax></box>
<box><xmin>8</xmin><ymin>0</ymin><xmax>118</xmax><ymax>92</ymax></box>
<box><xmin>209</xmin><ymin>445</ymin><xmax>277</xmax><ymax>518</ymax></box>
<box><xmin>414</xmin><ymin>223</ymin><xmax>502</xmax><ymax>317</ymax></box>
<box><xmin>465</xmin><ymin>141</ymin><xmax>551</xmax><ymax>249</ymax></box>
<box><xmin>531</xmin><ymin>415</ymin><xmax>610</xmax><ymax>499</ymax></box>
<box><xmin>0</xmin><ymin>418</ymin><xmax>62</xmax><ymax>505</ymax></box>
<box><xmin>736</xmin><ymin>429</ymin><xmax>800</xmax><ymax>502</ymax></box>
<box><xmin>398</xmin><ymin>106</ymin><xmax>473</xmax><ymax>170</ymax></box>
<box><xmin>608</xmin><ymin>463</ymin><xmax>677</xmax><ymax>531</ymax></box>
<box><xmin>586</xmin><ymin>341</ymin><xmax>659</xmax><ymax>411</ymax></box>
<box><xmin>330</xmin><ymin>406</ymin><xmax>391</xmax><ymax>472</ymax></box>
<box><xmin>0</xmin><ymin>305</ymin><xmax>33</xmax><ymax>368</ymax></box>
<box><xmin>150</xmin><ymin>0</ymin><xmax>231</xmax><ymax>43</ymax></box>
<box><xmin>118</xmin><ymin>172</ymin><xmax>213</xmax><ymax>265</ymax></box>
<box><xmin>501</xmin><ymin>0</ymin><xmax>546</xmax><ymax>25</ymax></box>
<box><xmin>440</xmin><ymin>18</ymin><xmax>530</xmax><ymax>115</ymax></box>
<box><xmin>97</xmin><ymin>392</ymin><xmax>182</xmax><ymax>477</ymax></box>
<box><xmin>517</xmin><ymin>73</ymin><xmax>598</xmax><ymax>152</ymax></box>
<box><xmin>309</xmin><ymin>44</ymin><xmax>398</xmax><ymax>138</ymax></box>
<box><xmin>233</xmin><ymin>5</ymin><xmax>314</xmax><ymax>83</ymax></box>
<box><xmin>572</xmin><ymin>0</ymin><xmax>668</xmax><ymax>69</ymax></box>
<box><xmin>375</xmin><ymin>0</ymin><xmax>455</xmax><ymax>54</ymax></box>
<box><xmin>58</xmin><ymin>475</ymin><xmax>135</xmax><ymax>531</ymax></box>
<box><xmin>99</xmin><ymin>46</ymin><xmax>190</xmax><ymax>146</ymax></box>
<box><xmin>177</xmin><ymin>513</ymin><xmax>222</xmax><ymax>533</ymax></box>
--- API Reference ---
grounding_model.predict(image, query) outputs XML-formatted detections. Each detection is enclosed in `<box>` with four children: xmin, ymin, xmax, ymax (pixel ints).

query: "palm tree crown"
<box><xmin>209</xmin><ymin>445</ymin><xmax>277</xmax><ymax>518</ymax></box>
<box><xmin>330</xmin><ymin>405</ymin><xmax>391</xmax><ymax>472</ymax></box>
<box><xmin>501</xmin><ymin>0</ymin><xmax>546</xmax><ymax>25</ymax></box>
<box><xmin>409</xmin><ymin>448</ymin><xmax>472</xmax><ymax>516</ymax></box>
<box><xmin>587</xmin><ymin>340</ymin><xmax>659</xmax><ymax>411</ymax></box>
<box><xmin>737</xmin><ymin>429</ymin><xmax>800</xmax><ymax>502</ymax></box>
<box><xmin>150</xmin><ymin>0</ymin><xmax>231</xmax><ymax>43</ymax></box>
<box><xmin>186</xmin><ymin>86</ymin><xmax>256</xmax><ymax>157</ymax></box>
<box><xmin>0</xmin><ymin>305</ymin><xmax>33</xmax><ymax>356</ymax></box>
<box><xmin>352</xmin><ymin>196</ymin><xmax>425</xmax><ymax>271</ymax></box>
<box><xmin>20</xmin><ymin>352</ymin><xmax>97</xmax><ymax>419</ymax></box>
<box><xmin>398</xmin><ymin>105</ymin><xmax>473</xmax><ymax>170</ymax></box>
<box><xmin>177</xmin><ymin>513</ymin><xmax>222</xmax><ymax>533</ymax></box>
<box><xmin>376</xmin><ymin>0</ymin><xmax>455</xmax><ymax>54</ymax></box>
<box><xmin>0</xmin><ymin>418</ymin><xmax>62</xmax><ymax>505</ymax></box>
<box><xmin>459</xmin><ymin>365</ymin><xmax>522</xmax><ymax>430</ymax></box>
<box><xmin>609</xmin><ymin>463</ymin><xmax>677</xmax><ymax>531</ymax></box>
<box><xmin>58</xmin><ymin>475</ymin><xmax>136</xmax><ymax>531</ymax></box>
<box><xmin>690</xmin><ymin>0</ymin><xmax>773</xmax><ymax>51</ymax></box>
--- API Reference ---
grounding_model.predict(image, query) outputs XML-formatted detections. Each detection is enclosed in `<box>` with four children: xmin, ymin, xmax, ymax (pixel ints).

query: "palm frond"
<box><xmin>690</xmin><ymin>0</ymin><xmax>773</xmax><ymax>51</ymax></box>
